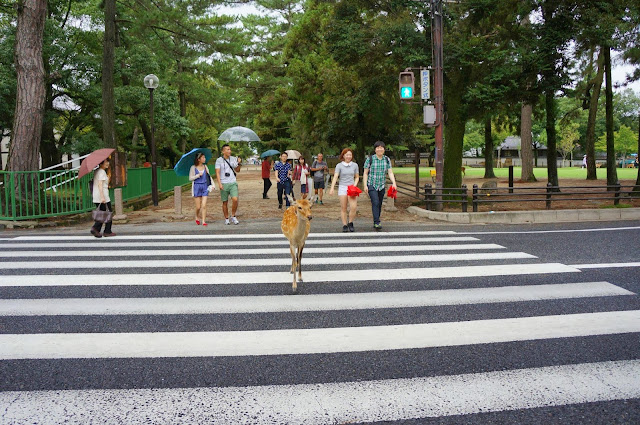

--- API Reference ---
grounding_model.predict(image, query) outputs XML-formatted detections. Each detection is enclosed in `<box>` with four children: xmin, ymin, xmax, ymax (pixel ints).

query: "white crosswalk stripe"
<box><xmin>0</xmin><ymin>230</ymin><xmax>637</xmax><ymax>424</ymax></box>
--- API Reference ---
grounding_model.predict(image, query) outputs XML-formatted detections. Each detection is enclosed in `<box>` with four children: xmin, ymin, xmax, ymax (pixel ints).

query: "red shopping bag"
<box><xmin>387</xmin><ymin>186</ymin><xmax>397</xmax><ymax>199</ymax></box>
<box><xmin>347</xmin><ymin>185</ymin><xmax>362</xmax><ymax>197</ymax></box>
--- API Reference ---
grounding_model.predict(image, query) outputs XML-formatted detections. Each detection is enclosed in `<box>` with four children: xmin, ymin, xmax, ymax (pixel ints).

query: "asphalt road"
<box><xmin>0</xmin><ymin>220</ymin><xmax>639</xmax><ymax>424</ymax></box>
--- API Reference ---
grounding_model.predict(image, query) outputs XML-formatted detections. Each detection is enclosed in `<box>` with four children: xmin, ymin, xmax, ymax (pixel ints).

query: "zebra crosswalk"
<box><xmin>0</xmin><ymin>230</ymin><xmax>638</xmax><ymax>424</ymax></box>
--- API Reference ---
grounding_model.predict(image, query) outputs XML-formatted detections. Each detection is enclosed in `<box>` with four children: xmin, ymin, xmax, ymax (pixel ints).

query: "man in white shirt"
<box><xmin>215</xmin><ymin>144</ymin><xmax>242</xmax><ymax>225</ymax></box>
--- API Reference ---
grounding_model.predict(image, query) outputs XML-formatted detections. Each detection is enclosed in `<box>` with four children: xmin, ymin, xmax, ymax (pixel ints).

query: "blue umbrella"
<box><xmin>260</xmin><ymin>149</ymin><xmax>280</xmax><ymax>158</ymax></box>
<box><xmin>174</xmin><ymin>148</ymin><xmax>213</xmax><ymax>176</ymax></box>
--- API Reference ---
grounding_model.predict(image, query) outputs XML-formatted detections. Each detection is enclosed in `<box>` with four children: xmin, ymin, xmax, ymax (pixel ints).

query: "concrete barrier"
<box><xmin>407</xmin><ymin>206</ymin><xmax>640</xmax><ymax>224</ymax></box>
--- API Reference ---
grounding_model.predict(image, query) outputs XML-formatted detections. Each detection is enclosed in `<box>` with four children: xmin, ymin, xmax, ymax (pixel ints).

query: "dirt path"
<box><xmin>116</xmin><ymin>169</ymin><xmax>640</xmax><ymax>225</ymax></box>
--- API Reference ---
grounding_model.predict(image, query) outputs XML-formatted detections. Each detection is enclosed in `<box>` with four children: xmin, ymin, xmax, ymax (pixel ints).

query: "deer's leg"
<box><xmin>297</xmin><ymin>244</ymin><xmax>304</xmax><ymax>282</ymax></box>
<box><xmin>289</xmin><ymin>244</ymin><xmax>296</xmax><ymax>274</ymax></box>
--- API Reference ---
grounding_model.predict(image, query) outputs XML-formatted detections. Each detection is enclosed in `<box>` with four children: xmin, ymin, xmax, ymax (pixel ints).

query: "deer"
<box><xmin>281</xmin><ymin>194</ymin><xmax>315</xmax><ymax>293</ymax></box>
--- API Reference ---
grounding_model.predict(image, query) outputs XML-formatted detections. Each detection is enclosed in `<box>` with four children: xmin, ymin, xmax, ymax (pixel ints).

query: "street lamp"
<box><xmin>144</xmin><ymin>74</ymin><xmax>159</xmax><ymax>206</ymax></box>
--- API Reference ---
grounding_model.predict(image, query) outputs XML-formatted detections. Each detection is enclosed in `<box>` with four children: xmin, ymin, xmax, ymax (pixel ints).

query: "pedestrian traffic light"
<box><xmin>399</xmin><ymin>71</ymin><xmax>415</xmax><ymax>100</ymax></box>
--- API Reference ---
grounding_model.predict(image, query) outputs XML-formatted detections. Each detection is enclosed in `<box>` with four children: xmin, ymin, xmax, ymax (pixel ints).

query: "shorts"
<box><xmin>300</xmin><ymin>184</ymin><xmax>308</xmax><ymax>194</ymax></box>
<box><xmin>314</xmin><ymin>180</ymin><xmax>325</xmax><ymax>189</ymax></box>
<box><xmin>220</xmin><ymin>181</ymin><xmax>239</xmax><ymax>202</ymax></box>
<box><xmin>193</xmin><ymin>183</ymin><xmax>208</xmax><ymax>197</ymax></box>
<box><xmin>338</xmin><ymin>185</ymin><xmax>348</xmax><ymax>196</ymax></box>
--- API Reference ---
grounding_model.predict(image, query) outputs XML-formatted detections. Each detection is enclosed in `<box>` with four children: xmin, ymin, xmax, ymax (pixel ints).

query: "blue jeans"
<box><xmin>368</xmin><ymin>186</ymin><xmax>385</xmax><ymax>225</ymax></box>
<box><xmin>277</xmin><ymin>180</ymin><xmax>292</xmax><ymax>206</ymax></box>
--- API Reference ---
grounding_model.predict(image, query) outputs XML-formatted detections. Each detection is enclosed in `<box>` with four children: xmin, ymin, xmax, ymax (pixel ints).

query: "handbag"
<box><xmin>92</xmin><ymin>206</ymin><xmax>113</xmax><ymax>223</ymax></box>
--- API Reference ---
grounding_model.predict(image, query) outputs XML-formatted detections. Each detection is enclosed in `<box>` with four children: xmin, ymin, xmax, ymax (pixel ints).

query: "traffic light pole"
<box><xmin>431</xmin><ymin>0</ymin><xmax>444</xmax><ymax>210</ymax></box>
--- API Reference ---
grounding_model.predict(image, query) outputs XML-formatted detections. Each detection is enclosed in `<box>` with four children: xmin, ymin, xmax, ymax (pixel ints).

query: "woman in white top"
<box><xmin>329</xmin><ymin>148</ymin><xmax>360</xmax><ymax>232</ymax></box>
<box><xmin>189</xmin><ymin>152</ymin><xmax>215</xmax><ymax>226</ymax></box>
<box><xmin>91</xmin><ymin>159</ymin><xmax>115</xmax><ymax>238</ymax></box>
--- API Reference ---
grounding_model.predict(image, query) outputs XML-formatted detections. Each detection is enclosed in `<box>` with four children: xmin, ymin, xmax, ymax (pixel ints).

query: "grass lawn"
<box><xmin>393</xmin><ymin>166</ymin><xmax>640</xmax><ymax>180</ymax></box>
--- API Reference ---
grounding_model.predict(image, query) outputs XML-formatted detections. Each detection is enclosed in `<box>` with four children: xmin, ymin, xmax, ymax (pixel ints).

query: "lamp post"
<box><xmin>144</xmin><ymin>74</ymin><xmax>159</xmax><ymax>206</ymax></box>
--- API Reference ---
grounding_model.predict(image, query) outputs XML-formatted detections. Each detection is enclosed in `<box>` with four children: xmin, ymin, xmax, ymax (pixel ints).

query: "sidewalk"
<box><xmin>2</xmin><ymin>169</ymin><xmax>640</xmax><ymax>232</ymax></box>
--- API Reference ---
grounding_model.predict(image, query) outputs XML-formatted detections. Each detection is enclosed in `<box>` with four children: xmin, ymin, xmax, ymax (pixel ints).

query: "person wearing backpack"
<box><xmin>363</xmin><ymin>141</ymin><xmax>397</xmax><ymax>230</ymax></box>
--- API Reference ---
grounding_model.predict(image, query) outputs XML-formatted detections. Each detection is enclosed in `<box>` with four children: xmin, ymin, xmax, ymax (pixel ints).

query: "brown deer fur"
<box><xmin>281</xmin><ymin>196</ymin><xmax>314</xmax><ymax>293</ymax></box>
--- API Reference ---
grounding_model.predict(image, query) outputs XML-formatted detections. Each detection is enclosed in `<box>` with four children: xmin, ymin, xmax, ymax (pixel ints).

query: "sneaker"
<box><xmin>373</xmin><ymin>223</ymin><xmax>382</xmax><ymax>230</ymax></box>
<box><xmin>263</xmin><ymin>196</ymin><xmax>270</xmax><ymax>199</ymax></box>
<box><xmin>225</xmin><ymin>218</ymin><xmax>230</xmax><ymax>225</ymax></box>
<box><xmin>90</xmin><ymin>228</ymin><xmax>102</xmax><ymax>238</ymax></box>
<box><xmin>342</xmin><ymin>225</ymin><xmax>349</xmax><ymax>233</ymax></box>
<box><xmin>231</xmin><ymin>216</ymin><xmax>239</xmax><ymax>225</ymax></box>
<box><xmin>319</xmin><ymin>200</ymin><xmax>323</xmax><ymax>205</ymax></box>
<box><xmin>103</xmin><ymin>232</ymin><xmax>116</xmax><ymax>237</ymax></box>
<box><xmin>202</xmin><ymin>223</ymin><xmax>208</xmax><ymax>226</ymax></box>
<box><xmin>314</xmin><ymin>198</ymin><xmax>318</xmax><ymax>204</ymax></box>
<box><xmin>278</xmin><ymin>204</ymin><xmax>282</xmax><ymax>209</ymax></box>
<box><xmin>195</xmin><ymin>219</ymin><xmax>200</xmax><ymax>225</ymax></box>
<box><xmin>348</xmin><ymin>222</ymin><xmax>354</xmax><ymax>232</ymax></box>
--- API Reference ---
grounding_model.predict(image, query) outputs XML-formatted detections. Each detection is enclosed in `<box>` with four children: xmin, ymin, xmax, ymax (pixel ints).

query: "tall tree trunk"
<box><xmin>544</xmin><ymin>89</ymin><xmax>559</xmax><ymax>187</ymax></box>
<box><xmin>483</xmin><ymin>116</ymin><xmax>495</xmax><ymax>178</ymax></box>
<box><xmin>520</xmin><ymin>100</ymin><xmax>536</xmax><ymax>182</ymax></box>
<box><xmin>603</xmin><ymin>45</ymin><xmax>617</xmax><ymax>186</ymax></box>
<box><xmin>585</xmin><ymin>49</ymin><xmax>604</xmax><ymax>180</ymax></box>
<box><xmin>101</xmin><ymin>0</ymin><xmax>117</xmax><ymax>148</ymax></box>
<box><xmin>519</xmin><ymin>13</ymin><xmax>536</xmax><ymax>182</ymax></box>
<box><xmin>8</xmin><ymin>0</ymin><xmax>47</xmax><ymax>171</ymax></box>
<box><xmin>443</xmin><ymin>75</ymin><xmax>466</xmax><ymax>189</ymax></box>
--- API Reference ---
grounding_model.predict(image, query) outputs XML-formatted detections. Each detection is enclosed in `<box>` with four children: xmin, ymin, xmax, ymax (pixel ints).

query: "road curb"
<box><xmin>407</xmin><ymin>206</ymin><xmax>640</xmax><ymax>224</ymax></box>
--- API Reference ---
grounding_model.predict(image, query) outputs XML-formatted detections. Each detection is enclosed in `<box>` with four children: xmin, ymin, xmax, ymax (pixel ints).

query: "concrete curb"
<box><xmin>407</xmin><ymin>206</ymin><xmax>640</xmax><ymax>224</ymax></box>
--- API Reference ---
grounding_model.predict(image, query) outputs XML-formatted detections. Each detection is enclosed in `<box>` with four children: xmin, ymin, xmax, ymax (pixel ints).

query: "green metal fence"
<box><xmin>0</xmin><ymin>168</ymin><xmax>189</xmax><ymax>221</ymax></box>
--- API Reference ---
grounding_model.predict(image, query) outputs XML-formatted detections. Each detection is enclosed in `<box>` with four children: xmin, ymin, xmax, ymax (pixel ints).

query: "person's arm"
<box><xmin>274</xmin><ymin>165</ymin><xmax>280</xmax><ymax>183</ymax></box>
<box><xmin>329</xmin><ymin>167</ymin><xmax>339</xmax><ymax>195</ymax></box>
<box><xmin>388</xmin><ymin>168</ymin><xmax>397</xmax><ymax>189</ymax></box>
<box><xmin>97</xmin><ymin>172</ymin><xmax>107</xmax><ymax>203</ymax></box>
<box><xmin>234</xmin><ymin>157</ymin><xmax>242</xmax><ymax>173</ymax></box>
<box><xmin>215</xmin><ymin>167</ymin><xmax>223</xmax><ymax>190</ymax></box>
<box><xmin>189</xmin><ymin>165</ymin><xmax>201</xmax><ymax>182</ymax></box>
<box><xmin>353</xmin><ymin>170</ymin><xmax>359</xmax><ymax>188</ymax></box>
<box><xmin>362</xmin><ymin>169</ymin><xmax>369</xmax><ymax>193</ymax></box>
<box><xmin>310</xmin><ymin>161</ymin><xmax>319</xmax><ymax>172</ymax></box>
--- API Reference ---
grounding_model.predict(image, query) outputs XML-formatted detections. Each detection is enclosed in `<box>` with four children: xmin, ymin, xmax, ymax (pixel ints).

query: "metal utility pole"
<box><xmin>431</xmin><ymin>0</ymin><xmax>444</xmax><ymax>210</ymax></box>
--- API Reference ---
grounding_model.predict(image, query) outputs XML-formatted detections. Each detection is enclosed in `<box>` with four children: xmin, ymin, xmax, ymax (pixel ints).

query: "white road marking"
<box><xmin>570</xmin><ymin>262</ymin><xmax>640</xmax><ymax>269</ymax></box>
<box><xmin>2</xmin><ymin>361</ymin><xmax>639</xmax><ymax>423</ymax></box>
<box><xmin>0</xmin><ymin>252</ymin><xmax>536</xmax><ymax>269</ymax></box>
<box><xmin>0</xmin><ymin>310</ymin><xmax>638</xmax><ymax>359</ymax></box>
<box><xmin>0</xmin><ymin>282</ymin><xmax>632</xmax><ymax>316</ymax></box>
<box><xmin>0</xmin><ymin>244</ymin><xmax>504</xmax><ymax>258</ymax></box>
<box><xmin>458</xmin><ymin>226</ymin><xmax>640</xmax><ymax>235</ymax></box>
<box><xmin>10</xmin><ymin>231</ymin><xmax>457</xmax><ymax>241</ymax></box>
<box><xmin>0</xmin><ymin>238</ymin><xmax>488</xmax><ymax>250</ymax></box>
<box><xmin>0</xmin><ymin>263</ymin><xmax>579</xmax><ymax>287</ymax></box>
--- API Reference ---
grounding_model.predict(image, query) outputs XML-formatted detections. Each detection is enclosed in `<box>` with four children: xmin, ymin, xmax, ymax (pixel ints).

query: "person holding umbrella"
<box><xmin>215</xmin><ymin>144</ymin><xmax>242</xmax><ymax>225</ymax></box>
<box><xmin>189</xmin><ymin>152</ymin><xmax>215</xmax><ymax>226</ymax></box>
<box><xmin>91</xmin><ymin>159</ymin><xmax>115</xmax><ymax>238</ymax></box>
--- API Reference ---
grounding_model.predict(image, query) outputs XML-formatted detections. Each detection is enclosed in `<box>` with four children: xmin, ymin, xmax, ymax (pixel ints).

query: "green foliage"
<box><xmin>595</xmin><ymin>125</ymin><xmax>638</xmax><ymax>155</ymax></box>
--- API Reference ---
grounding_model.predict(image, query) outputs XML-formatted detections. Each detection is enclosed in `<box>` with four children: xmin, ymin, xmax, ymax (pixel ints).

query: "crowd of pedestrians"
<box><xmin>91</xmin><ymin>141</ymin><xmax>399</xmax><ymax>236</ymax></box>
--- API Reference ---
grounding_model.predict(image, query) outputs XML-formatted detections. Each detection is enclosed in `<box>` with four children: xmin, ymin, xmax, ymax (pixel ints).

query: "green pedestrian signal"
<box><xmin>401</xmin><ymin>87</ymin><xmax>413</xmax><ymax>99</ymax></box>
<box><xmin>398</xmin><ymin>71</ymin><xmax>415</xmax><ymax>101</ymax></box>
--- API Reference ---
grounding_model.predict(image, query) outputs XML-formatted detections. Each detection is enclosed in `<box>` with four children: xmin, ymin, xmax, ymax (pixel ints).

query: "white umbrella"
<box><xmin>285</xmin><ymin>149</ymin><xmax>301</xmax><ymax>160</ymax></box>
<box><xmin>218</xmin><ymin>126</ymin><xmax>260</xmax><ymax>142</ymax></box>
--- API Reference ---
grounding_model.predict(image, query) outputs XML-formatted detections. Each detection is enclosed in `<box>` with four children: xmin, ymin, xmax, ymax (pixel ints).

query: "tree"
<box><xmin>557</xmin><ymin>121</ymin><xmax>580</xmax><ymax>167</ymax></box>
<box><xmin>8</xmin><ymin>0</ymin><xmax>47</xmax><ymax>171</ymax></box>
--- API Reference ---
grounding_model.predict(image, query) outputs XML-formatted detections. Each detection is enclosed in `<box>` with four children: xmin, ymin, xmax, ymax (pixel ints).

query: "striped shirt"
<box><xmin>364</xmin><ymin>155</ymin><xmax>392</xmax><ymax>191</ymax></box>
